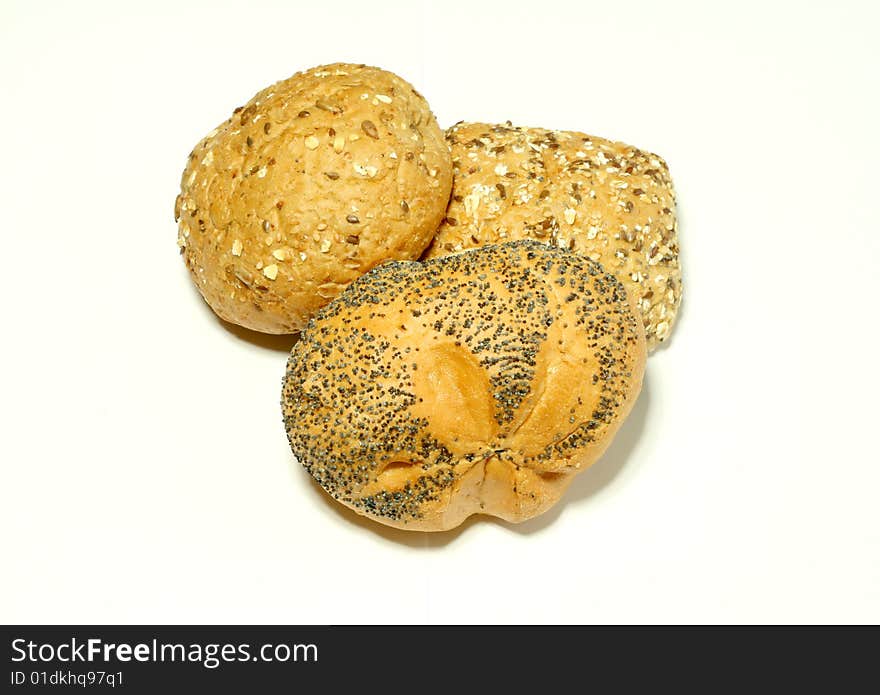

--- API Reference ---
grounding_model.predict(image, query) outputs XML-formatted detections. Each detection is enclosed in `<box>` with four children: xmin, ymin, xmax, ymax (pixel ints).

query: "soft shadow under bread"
<box><xmin>216</xmin><ymin>316</ymin><xmax>300</xmax><ymax>353</ymax></box>
<box><xmin>183</xmin><ymin>273</ymin><xmax>301</xmax><ymax>352</ymax></box>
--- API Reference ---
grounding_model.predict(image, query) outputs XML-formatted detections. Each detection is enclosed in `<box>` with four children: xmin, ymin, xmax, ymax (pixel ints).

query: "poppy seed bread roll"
<box><xmin>282</xmin><ymin>240</ymin><xmax>646</xmax><ymax>531</ymax></box>
<box><xmin>176</xmin><ymin>63</ymin><xmax>452</xmax><ymax>334</ymax></box>
<box><xmin>426</xmin><ymin>122</ymin><xmax>681</xmax><ymax>351</ymax></box>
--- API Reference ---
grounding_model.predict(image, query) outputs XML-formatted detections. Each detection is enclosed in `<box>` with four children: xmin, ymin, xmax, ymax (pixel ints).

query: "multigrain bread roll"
<box><xmin>426</xmin><ymin>122</ymin><xmax>681</xmax><ymax>350</ymax></box>
<box><xmin>282</xmin><ymin>240</ymin><xmax>646</xmax><ymax>531</ymax></box>
<box><xmin>175</xmin><ymin>63</ymin><xmax>452</xmax><ymax>334</ymax></box>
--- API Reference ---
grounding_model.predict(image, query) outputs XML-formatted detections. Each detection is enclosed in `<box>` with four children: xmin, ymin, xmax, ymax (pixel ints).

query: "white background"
<box><xmin>1</xmin><ymin>0</ymin><xmax>878</xmax><ymax>624</ymax></box>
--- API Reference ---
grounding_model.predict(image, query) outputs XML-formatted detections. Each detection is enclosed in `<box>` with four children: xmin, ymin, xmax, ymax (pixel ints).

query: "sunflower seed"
<box><xmin>361</xmin><ymin>120</ymin><xmax>379</xmax><ymax>139</ymax></box>
<box><xmin>315</xmin><ymin>99</ymin><xmax>342</xmax><ymax>114</ymax></box>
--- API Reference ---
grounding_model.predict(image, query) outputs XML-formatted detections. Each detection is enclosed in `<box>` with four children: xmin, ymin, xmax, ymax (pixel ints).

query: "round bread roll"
<box><xmin>175</xmin><ymin>63</ymin><xmax>452</xmax><ymax>334</ymax></box>
<box><xmin>282</xmin><ymin>240</ymin><xmax>646</xmax><ymax>531</ymax></box>
<box><xmin>425</xmin><ymin>122</ymin><xmax>681</xmax><ymax>351</ymax></box>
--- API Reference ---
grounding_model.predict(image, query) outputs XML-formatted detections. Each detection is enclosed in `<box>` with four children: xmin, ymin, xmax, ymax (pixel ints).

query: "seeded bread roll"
<box><xmin>175</xmin><ymin>63</ymin><xmax>452</xmax><ymax>334</ymax></box>
<box><xmin>282</xmin><ymin>240</ymin><xmax>646</xmax><ymax>531</ymax></box>
<box><xmin>425</xmin><ymin>122</ymin><xmax>681</xmax><ymax>350</ymax></box>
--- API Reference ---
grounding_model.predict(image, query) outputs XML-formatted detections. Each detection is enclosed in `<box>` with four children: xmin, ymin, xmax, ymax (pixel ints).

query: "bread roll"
<box><xmin>425</xmin><ymin>122</ymin><xmax>681</xmax><ymax>350</ymax></box>
<box><xmin>282</xmin><ymin>240</ymin><xmax>646</xmax><ymax>531</ymax></box>
<box><xmin>175</xmin><ymin>63</ymin><xmax>452</xmax><ymax>334</ymax></box>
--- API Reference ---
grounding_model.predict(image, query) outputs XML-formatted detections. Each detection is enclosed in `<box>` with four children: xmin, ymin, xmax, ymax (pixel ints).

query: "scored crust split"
<box><xmin>176</xmin><ymin>63</ymin><xmax>452</xmax><ymax>334</ymax></box>
<box><xmin>282</xmin><ymin>240</ymin><xmax>647</xmax><ymax>531</ymax></box>
<box><xmin>426</xmin><ymin>122</ymin><xmax>682</xmax><ymax>351</ymax></box>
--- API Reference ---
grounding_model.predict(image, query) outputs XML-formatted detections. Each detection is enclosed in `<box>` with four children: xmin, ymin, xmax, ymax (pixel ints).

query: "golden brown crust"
<box><xmin>282</xmin><ymin>240</ymin><xmax>646</xmax><ymax>531</ymax></box>
<box><xmin>176</xmin><ymin>63</ymin><xmax>452</xmax><ymax>334</ymax></box>
<box><xmin>425</xmin><ymin>122</ymin><xmax>681</xmax><ymax>350</ymax></box>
